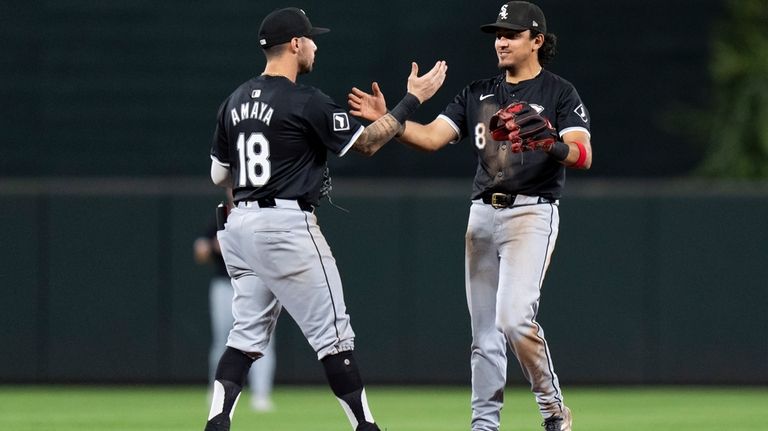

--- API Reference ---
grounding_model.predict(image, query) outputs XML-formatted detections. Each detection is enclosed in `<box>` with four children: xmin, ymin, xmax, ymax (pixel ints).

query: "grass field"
<box><xmin>0</xmin><ymin>385</ymin><xmax>766</xmax><ymax>431</ymax></box>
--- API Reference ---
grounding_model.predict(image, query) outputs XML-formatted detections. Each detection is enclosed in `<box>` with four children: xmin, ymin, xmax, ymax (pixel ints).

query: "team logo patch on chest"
<box><xmin>332</xmin><ymin>112</ymin><xmax>350</xmax><ymax>131</ymax></box>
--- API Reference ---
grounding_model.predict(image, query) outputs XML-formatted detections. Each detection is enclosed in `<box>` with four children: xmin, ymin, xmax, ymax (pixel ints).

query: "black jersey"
<box><xmin>210</xmin><ymin>75</ymin><xmax>364</xmax><ymax>206</ymax></box>
<box><xmin>439</xmin><ymin>70</ymin><xmax>590</xmax><ymax>199</ymax></box>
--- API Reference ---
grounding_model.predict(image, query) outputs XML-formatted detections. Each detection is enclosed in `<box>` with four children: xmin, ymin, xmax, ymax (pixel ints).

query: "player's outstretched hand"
<box><xmin>349</xmin><ymin>82</ymin><xmax>387</xmax><ymax>122</ymax></box>
<box><xmin>348</xmin><ymin>61</ymin><xmax>446</xmax><ymax>121</ymax></box>
<box><xmin>406</xmin><ymin>61</ymin><xmax>447</xmax><ymax>103</ymax></box>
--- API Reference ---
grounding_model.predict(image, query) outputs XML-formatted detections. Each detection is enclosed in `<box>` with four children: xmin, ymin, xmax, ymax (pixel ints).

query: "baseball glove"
<box><xmin>489</xmin><ymin>101</ymin><xmax>557</xmax><ymax>152</ymax></box>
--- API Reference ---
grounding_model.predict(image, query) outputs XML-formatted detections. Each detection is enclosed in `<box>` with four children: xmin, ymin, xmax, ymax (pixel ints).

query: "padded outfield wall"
<box><xmin>1</xmin><ymin>179</ymin><xmax>766</xmax><ymax>385</ymax></box>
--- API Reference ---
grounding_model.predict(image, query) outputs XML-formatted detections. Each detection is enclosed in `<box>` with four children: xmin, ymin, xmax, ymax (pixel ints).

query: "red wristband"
<box><xmin>572</xmin><ymin>141</ymin><xmax>587</xmax><ymax>168</ymax></box>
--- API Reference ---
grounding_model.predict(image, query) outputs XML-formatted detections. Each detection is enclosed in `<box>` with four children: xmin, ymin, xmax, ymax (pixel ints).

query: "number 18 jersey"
<box><xmin>210</xmin><ymin>75</ymin><xmax>364</xmax><ymax>206</ymax></box>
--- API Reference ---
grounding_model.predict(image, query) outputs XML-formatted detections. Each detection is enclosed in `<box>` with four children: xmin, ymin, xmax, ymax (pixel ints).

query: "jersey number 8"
<box><xmin>474</xmin><ymin>123</ymin><xmax>487</xmax><ymax>150</ymax></box>
<box><xmin>236</xmin><ymin>132</ymin><xmax>271</xmax><ymax>187</ymax></box>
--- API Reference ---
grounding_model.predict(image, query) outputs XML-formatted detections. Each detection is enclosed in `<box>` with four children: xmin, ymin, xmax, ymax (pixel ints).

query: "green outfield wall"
<box><xmin>1</xmin><ymin>178</ymin><xmax>765</xmax><ymax>385</ymax></box>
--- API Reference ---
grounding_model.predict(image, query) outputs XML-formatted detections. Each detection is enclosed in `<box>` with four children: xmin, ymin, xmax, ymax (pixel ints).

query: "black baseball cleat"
<box><xmin>542</xmin><ymin>406</ymin><xmax>572</xmax><ymax>431</ymax></box>
<box><xmin>204</xmin><ymin>412</ymin><xmax>231</xmax><ymax>431</ymax></box>
<box><xmin>355</xmin><ymin>421</ymin><xmax>381</xmax><ymax>431</ymax></box>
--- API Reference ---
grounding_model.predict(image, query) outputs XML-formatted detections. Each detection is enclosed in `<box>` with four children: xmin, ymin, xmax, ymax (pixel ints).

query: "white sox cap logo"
<box><xmin>499</xmin><ymin>4</ymin><xmax>508</xmax><ymax>19</ymax></box>
<box><xmin>333</xmin><ymin>113</ymin><xmax>350</xmax><ymax>131</ymax></box>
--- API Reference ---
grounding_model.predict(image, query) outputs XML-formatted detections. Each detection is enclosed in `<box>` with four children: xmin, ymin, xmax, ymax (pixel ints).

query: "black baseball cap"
<box><xmin>480</xmin><ymin>1</ymin><xmax>547</xmax><ymax>34</ymax></box>
<box><xmin>258</xmin><ymin>7</ymin><xmax>330</xmax><ymax>49</ymax></box>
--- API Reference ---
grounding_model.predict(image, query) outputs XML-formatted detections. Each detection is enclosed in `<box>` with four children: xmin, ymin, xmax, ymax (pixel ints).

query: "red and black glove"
<box><xmin>489</xmin><ymin>101</ymin><xmax>558</xmax><ymax>152</ymax></box>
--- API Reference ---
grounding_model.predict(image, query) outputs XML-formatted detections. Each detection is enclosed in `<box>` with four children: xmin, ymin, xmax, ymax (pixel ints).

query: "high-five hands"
<box><xmin>348</xmin><ymin>82</ymin><xmax>386</xmax><ymax>122</ymax></box>
<box><xmin>406</xmin><ymin>61</ymin><xmax>447</xmax><ymax>103</ymax></box>
<box><xmin>348</xmin><ymin>61</ymin><xmax>447</xmax><ymax>122</ymax></box>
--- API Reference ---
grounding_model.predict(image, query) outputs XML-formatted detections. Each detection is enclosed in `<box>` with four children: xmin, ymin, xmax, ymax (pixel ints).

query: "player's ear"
<box><xmin>290</xmin><ymin>37</ymin><xmax>301</xmax><ymax>53</ymax></box>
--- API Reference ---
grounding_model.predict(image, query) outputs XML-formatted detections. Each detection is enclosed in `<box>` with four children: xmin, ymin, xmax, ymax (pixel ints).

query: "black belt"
<box><xmin>240</xmin><ymin>198</ymin><xmax>314</xmax><ymax>212</ymax></box>
<box><xmin>480</xmin><ymin>192</ymin><xmax>555</xmax><ymax>209</ymax></box>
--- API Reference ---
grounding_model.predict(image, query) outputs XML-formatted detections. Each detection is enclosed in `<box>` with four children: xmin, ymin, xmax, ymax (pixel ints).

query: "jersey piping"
<box><xmin>338</xmin><ymin>125</ymin><xmax>365</xmax><ymax>157</ymax></box>
<box><xmin>558</xmin><ymin>126</ymin><xmax>590</xmax><ymax>138</ymax></box>
<box><xmin>437</xmin><ymin>114</ymin><xmax>461</xmax><ymax>144</ymax></box>
<box><xmin>211</xmin><ymin>154</ymin><xmax>229</xmax><ymax>167</ymax></box>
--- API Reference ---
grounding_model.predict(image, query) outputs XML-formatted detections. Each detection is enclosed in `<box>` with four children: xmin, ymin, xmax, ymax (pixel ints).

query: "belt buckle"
<box><xmin>491</xmin><ymin>193</ymin><xmax>509</xmax><ymax>209</ymax></box>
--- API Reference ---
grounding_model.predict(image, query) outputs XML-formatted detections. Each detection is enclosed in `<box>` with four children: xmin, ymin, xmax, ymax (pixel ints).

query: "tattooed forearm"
<box><xmin>352</xmin><ymin>113</ymin><xmax>403</xmax><ymax>156</ymax></box>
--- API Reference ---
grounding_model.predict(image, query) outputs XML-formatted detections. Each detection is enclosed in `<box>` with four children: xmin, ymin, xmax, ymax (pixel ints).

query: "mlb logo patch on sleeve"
<box><xmin>574</xmin><ymin>104</ymin><xmax>589</xmax><ymax>123</ymax></box>
<box><xmin>332</xmin><ymin>113</ymin><xmax>350</xmax><ymax>131</ymax></box>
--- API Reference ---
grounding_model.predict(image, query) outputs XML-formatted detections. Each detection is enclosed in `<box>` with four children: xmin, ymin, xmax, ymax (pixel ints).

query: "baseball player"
<box><xmin>203</xmin><ymin>7</ymin><xmax>447</xmax><ymax>431</ymax></box>
<box><xmin>348</xmin><ymin>2</ymin><xmax>590</xmax><ymax>430</ymax></box>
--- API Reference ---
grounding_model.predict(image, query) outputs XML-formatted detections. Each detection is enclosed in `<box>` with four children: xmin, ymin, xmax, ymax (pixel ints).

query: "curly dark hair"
<box><xmin>535</xmin><ymin>32</ymin><xmax>557</xmax><ymax>66</ymax></box>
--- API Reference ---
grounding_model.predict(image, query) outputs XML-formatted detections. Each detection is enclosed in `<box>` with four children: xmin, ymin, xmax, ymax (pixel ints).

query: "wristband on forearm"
<box><xmin>389</xmin><ymin>93</ymin><xmax>421</xmax><ymax>125</ymax></box>
<box><xmin>548</xmin><ymin>141</ymin><xmax>569</xmax><ymax>161</ymax></box>
<box><xmin>572</xmin><ymin>141</ymin><xmax>588</xmax><ymax>168</ymax></box>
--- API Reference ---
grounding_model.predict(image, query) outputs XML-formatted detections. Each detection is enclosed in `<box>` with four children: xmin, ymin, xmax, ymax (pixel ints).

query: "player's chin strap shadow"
<box><xmin>320</xmin><ymin>167</ymin><xmax>350</xmax><ymax>213</ymax></box>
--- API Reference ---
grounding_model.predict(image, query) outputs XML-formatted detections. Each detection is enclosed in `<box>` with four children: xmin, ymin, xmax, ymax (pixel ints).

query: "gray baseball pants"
<box><xmin>217</xmin><ymin>202</ymin><xmax>355</xmax><ymax>361</ymax></box>
<box><xmin>465</xmin><ymin>198</ymin><xmax>565</xmax><ymax>431</ymax></box>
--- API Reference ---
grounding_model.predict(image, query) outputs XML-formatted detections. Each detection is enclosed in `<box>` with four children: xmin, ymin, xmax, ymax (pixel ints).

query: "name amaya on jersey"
<box><xmin>230</xmin><ymin>101</ymin><xmax>274</xmax><ymax>127</ymax></box>
<box><xmin>210</xmin><ymin>75</ymin><xmax>364</xmax><ymax>206</ymax></box>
